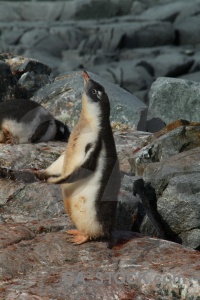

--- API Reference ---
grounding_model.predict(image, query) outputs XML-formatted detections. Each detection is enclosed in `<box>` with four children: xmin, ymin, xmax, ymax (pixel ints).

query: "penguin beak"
<box><xmin>82</xmin><ymin>71</ymin><xmax>90</xmax><ymax>83</ymax></box>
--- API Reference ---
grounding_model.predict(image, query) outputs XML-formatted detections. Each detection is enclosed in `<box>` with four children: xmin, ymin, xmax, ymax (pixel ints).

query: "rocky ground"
<box><xmin>0</xmin><ymin>0</ymin><xmax>200</xmax><ymax>299</ymax></box>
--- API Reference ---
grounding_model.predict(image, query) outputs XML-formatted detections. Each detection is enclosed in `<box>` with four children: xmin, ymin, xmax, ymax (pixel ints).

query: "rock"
<box><xmin>0</xmin><ymin>223</ymin><xmax>35</xmax><ymax>249</ymax></box>
<box><xmin>138</xmin><ymin>0</ymin><xmax>200</xmax><ymax>23</ymax></box>
<box><xmin>18</xmin><ymin>72</ymin><xmax>51</xmax><ymax>98</ymax></box>
<box><xmin>5</xmin><ymin>56</ymin><xmax>51</xmax><ymax>76</ymax></box>
<box><xmin>175</xmin><ymin>16</ymin><xmax>200</xmax><ymax>45</ymax></box>
<box><xmin>0</xmin><ymin>59</ymin><xmax>21</xmax><ymax>102</ymax></box>
<box><xmin>20</xmin><ymin>29</ymin><xmax>66</xmax><ymax>58</ymax></box>
<box><xmin>23</xmin><ymin>49</ymin><xmax>62</xmax><ymax>74</ymax></box>
<box><xmin>131</xmin><ymin>1</ymin><xmax>147</xmax><ymax>15</ymax></box>
<box><xmin>32</xmin><ymin>71</ymin><xmax>147</xmax><ymax>129</ymax></box>
<box><xmin>0</xmin><ymin>2</ymin><xmax>21</xmax><ymax>21</ymax></box>
<box><xmin>98</xmin><ymin>63</ymin><xmax>153</xmax><ymax>94</ymax></box>
<box><xmin>0</xmin><ymin>54</ymin><xmax>53</xmax><ymax>101</ymax></box>
<box><xmin>0</xmin><ymin>129</ymin><xmax>147</xmax><ymax>220</ymax></box>
<box><xmin>0</xmin><ymin>0</ymin><xmax>135</xmax><ymax>22</ymax></box>
<box><xmin>114</xmin><ymin>129</ymin><xmax>151</xmax><ymax>173</ymax></box>
<box><xmin>134</xmin><ymin>124</ymin><xmax>200</xmax><ymax>176</ymax></box>
<box><xmin>0</xmin><ymin>227</ymin><xmax>200</xmax><ymax>299</ymax></box>
<box><xmin>1</xmin><ymin>29</ymin><xmax>24</xmax><ymax>45</ymax></box>
<box><xmin>17</xmin><ymin>1</ymin><xmax>64</xmax><ymax>22</ymax></box>
<box><xmin>148</xmin><ymin>53</ymin><xmax>194</xmax><ymax>77</ymax></box>
<box><xmin>179</xmin><ymin>71</ymin><xmax>200</xmax><ymax>83</ymax></box>
<box><xmin>139</xmin><ymin>147</ymin><xmax>200</xmax><ymax>249</ymax></box>
<box><xmin>50</xmin><ymin>27</ymin><xmax>85</xmax><ymax>50</ymax></box>
<box><xmin>147</xmin><ymin>77</ymin><xmax>200</xmax><ymax>124</ymax></box>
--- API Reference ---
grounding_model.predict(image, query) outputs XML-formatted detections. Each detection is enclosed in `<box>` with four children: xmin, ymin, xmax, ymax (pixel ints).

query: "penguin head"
<box><xmin>82</xmin><ymin>71</ymin><xmax>110</xmax><ymax>118</ymax></box>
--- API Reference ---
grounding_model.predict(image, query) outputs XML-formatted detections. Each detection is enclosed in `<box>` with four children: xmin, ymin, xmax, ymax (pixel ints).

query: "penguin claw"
<box><xmin>66</xmin><ymin>229</ymin><xmax>81</xmax><ymax>235</ymax></box>
<box><xmin>71</xmin><ymin>235</ymin><xmax>90</xmax><ymax>245</ymax></box>
<box><xmin>66</xmin><ymin>230</ymin><xmax>90</xmax><ymax>244</ymax></box>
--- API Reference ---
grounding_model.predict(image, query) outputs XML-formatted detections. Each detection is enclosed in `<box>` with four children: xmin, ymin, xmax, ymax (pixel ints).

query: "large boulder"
<box><xmin>147</xmin><ymin>77</ymin><xmax>200</xmax><ymax>124</ymax></box>
<box><xmin>32</xmin><ymin>71</ymin><xmax>147</xmax><ymax>129</ymax></box>
<box><xmin>141</xmin><ymin>148</ymin><xmax>200</xmax><ymax>250</ymax></box>
<box><xmin>133</xmin><ymin>124</ymin><xmax>200</xmax><ymax>250</ymax></box>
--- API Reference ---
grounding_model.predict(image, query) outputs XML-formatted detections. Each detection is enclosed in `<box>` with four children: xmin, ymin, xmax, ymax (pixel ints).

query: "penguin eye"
<box><xmin>92</xmin><ymin>89</ymin><xmax>97</xmax><ymax>94</ymax></box>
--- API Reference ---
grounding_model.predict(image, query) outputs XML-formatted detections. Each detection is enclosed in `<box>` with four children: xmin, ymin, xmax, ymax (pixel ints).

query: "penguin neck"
<box><xmin>80</xmin><ymin>93</ymin><xmax>102</xmax><ymax>131</ymax></box>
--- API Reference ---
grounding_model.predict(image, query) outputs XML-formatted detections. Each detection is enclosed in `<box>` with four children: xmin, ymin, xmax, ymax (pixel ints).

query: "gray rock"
<box><xmin>0</xmin><ymin>2</ymin><xmax>21</xmax><ymax>21</ymax></box>
<box><xmin>157</xmin><ymin>173</ymin><xmax>200</xmax><ymax>232</ymax></box>
<box><xmin>143</xmin><ymin>147</ymin><xmax>200</xmax><ymax>194</ymax></box>
<box><xmin>134</xmin><ymin>125</ymin><xmax>200</xmax><ymax>176</ymax></box>
<box><xmin>131</xmin><ymin>1</ymin><xmax>147</xmax><ymax>15</ymax></box>
<box><xmin>18</xmin><ymin>72</ymin><xmax>51</xmax><ymax>98</ymax></box>
<box><xmin>179</xmin><ymin>229</ymin><xmax>200</xmax><ymax>250</ymax></box>
<box><xmin>23</xmin><ymin>49</ymin><xmax>62</xmax><ymax>73</ymax></box>
<box><xmin>148</xmin><ymin>53</ymin><xmax>194</xmax><ymax>77</ymax></box>
<box><xmin>98</xmin><ymin>63</ymin><xmax>153</xmax><ymax>94</ymax></box>
<box><xmin>20</xmin><ymin>28</ymin><xmax>49</xmax><ymax>48</ymax></box>
<box><xmin>175</xmin><ymin>16</ymin><xmax>200</xmax><ymax>45</ymax></box>
<box><xmin>32</xmin><ymin>71</ymin><xmax>147</xmax><ymax>129</ymax></box>
<box><xmin>17</xmin><ymin>2</ymin><xmax>64</xmax><ymax>22</ymax></box>
<box><xmin>138</xmin><ymin>0</ymin><xmax>200</xmax><ymax>23</ymax></box>
<box><xmin>139</xmin><ymin>147</ymin><xmax>200</xmax><ymax>249</ymax></box>
<box><xmin>0</xmin><ymin>60</ymin><xmax>17</xmax><ymax>102</ymax></box>
<box><xmin>179</xmin><ymin>71</ymin><xmax>200</xmax><ymax>83</ymax></box>
<box><xmin>20</xmin><ymin>29</ymin><xmax>67</xmax><ymax>58</ymax></box>
<box><xmin>148</xmin><ymin>77</ymin><xmax>200</xmax><ymax>124</ymax></box>
<box><xmin>1</xmin><ymin>29</ymin><xmax>24</xmax><ymax>45</ymax></box>
<box><xmin>50</xmin><ymin>26</ymin><xmax>85</xmax><ymax>50</ymax></box>
<box><xmin>0</xmin><ymin>0</ymin><xmax>134</xmax><ymax>22</ymax></box>
<box><xmin>5</xmin><ymin>56</ymin><xmax>51</xmax><ymax>75</ymax></box>
<box><xmin>60</xmin><ymin>0</ymin><xmax>133</xmax><ymax>21</ymax></box>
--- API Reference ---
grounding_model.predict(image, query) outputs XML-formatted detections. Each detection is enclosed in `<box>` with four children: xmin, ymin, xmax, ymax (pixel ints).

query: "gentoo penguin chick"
<box><xmin>45</xmin><ymin>71</ymin><xmax>121</xmax><ymax>244</ymax></box>
<box><xmin>0</xmin><ymin>99</ymin><xmax>70</xmax><ymax>144</ymax></box>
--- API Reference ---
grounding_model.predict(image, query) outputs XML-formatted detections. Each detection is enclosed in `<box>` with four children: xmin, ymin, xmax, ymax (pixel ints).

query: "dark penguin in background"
<box><xmin>43</xmin><ymin>71</ymin><xmax>121</xmax><ymax>244</ymax></box>
<box><xmin>0</xmin><ymin>99</ymin><xmax>70</xmax><ymax>144</ymax></box>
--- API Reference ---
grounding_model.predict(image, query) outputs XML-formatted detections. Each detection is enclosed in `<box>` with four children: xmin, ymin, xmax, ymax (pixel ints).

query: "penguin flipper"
<box><xmin>34</xmin><ymin>153</ymin><xmax>65</xmax><ymax>181</ymax></box>
<box><xmin>48</xmin><ymin>166</ymin><xmax>93</xmax><ymax>184</ymax></box>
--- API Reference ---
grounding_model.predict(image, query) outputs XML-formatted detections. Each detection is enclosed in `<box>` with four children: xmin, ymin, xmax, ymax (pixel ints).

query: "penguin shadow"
<box><xmin>108</xmin><ymin>177</ymin><xmax>183</xmax><ymax>249</ymax></box>
<box><xmin>132</xmin><ymin>178</ymin><xmax>182</xmax><ymax>245</ymax></box>
<box><xmin>108</xmin><ymin>230</ymin><xmax>144</xmax><ymax>249</ymax></box>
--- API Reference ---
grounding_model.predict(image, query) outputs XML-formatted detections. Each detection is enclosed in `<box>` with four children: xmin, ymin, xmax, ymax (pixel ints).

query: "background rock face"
<box><xmin>1</xmin><ymin>0</ymin><xmax>200</xmax><ymax>111</ymax></box>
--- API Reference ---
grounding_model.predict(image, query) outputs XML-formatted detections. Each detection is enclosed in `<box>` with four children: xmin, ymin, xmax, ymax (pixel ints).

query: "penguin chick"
<box><xmin>45</xmin><ymin>71</ymin><xmax>121</xmax><ymax>244</ymax></box>
<box><xmin>0</xmin><ymin>99</ymin><xmax>70</xmax><ymax>144</ymax></box>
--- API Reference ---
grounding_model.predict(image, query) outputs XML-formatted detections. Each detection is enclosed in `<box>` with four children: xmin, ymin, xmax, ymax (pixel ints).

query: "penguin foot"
<box><xmin>66</xmin><ymin>230</ymin><xmax>90</xmax><ymax>244</ymax></box>
<box><xmin>66</xmin><ymin>229</ymin><xmax>81</xmax><ymax>235</ymax></box>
